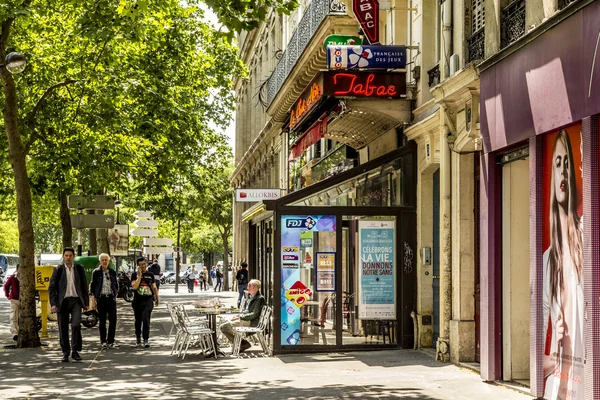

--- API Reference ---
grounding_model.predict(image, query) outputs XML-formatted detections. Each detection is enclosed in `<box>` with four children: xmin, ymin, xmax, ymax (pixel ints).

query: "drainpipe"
<box><xmin>441</xmin><ymin>0</ymin><xmax>453</xmax><ymax>79</ymax></box>
<box><xmin>437</xmin><ymin>107</ymin><xmax>452</xmax><ymax>361</ymax></box>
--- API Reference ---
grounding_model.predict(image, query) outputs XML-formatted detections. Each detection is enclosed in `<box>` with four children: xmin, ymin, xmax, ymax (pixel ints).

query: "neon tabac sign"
<box><xmin>289</xmin><ymin>80</ymin><xmax>323</xmax><ymax>129</ymax></box>
<box><xmin>322</xmin><ymin>71</ymin><xmax>406</xmax><ymax>99</ymax></box>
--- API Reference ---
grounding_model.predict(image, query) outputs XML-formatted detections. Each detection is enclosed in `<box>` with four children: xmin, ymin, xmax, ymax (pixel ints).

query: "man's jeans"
<box><xmin>237</xmin><ymin>284</ymin><xmax>248</xmax><ymax>308</ymax></box>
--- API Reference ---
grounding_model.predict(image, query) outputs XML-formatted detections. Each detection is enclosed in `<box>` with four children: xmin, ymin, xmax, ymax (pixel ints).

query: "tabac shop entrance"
<box><xmin>265</xmin><ymin>145</ymin><xmax>417</xmax><ymax>353</ymax></box>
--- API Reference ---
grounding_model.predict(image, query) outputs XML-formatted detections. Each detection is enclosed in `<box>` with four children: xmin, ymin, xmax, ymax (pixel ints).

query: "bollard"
<box><xmin>35</xmin><ymin>265</ymin><xmax>55</xmax><ymax>338</ymax></box>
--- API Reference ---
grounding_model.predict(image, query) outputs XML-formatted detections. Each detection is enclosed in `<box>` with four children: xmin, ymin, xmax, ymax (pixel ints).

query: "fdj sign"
<box><xmin>353</xmin><ymin>0</ymin><xmax>379</xmax><ymax>44</ymax></box>
<box><xmin>285</xmin><ymin>216</ymin><xmax>317</xmax><ymax>230</ymax></box>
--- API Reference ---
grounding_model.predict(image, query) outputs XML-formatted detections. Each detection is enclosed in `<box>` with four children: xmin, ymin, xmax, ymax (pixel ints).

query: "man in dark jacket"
<box><xmin>49</xmin><ymin>247</ymin><xmax>89</xmax><ymax>363</ymax></box>
<box><xmin>89</xmin><ymin>253</ymin><xmax>118</xmax><ymax>349</ymax></box>
<box><xmin>235</xmin><ymin>262</ymin><xmax>249</xmax><ymax>308</ymax></box>
<box><xmin>147</xmin><ymin>259</ymin><xmax>161</xmax><ymax>290</ymax></box>
<box><xmin>220</xmin><ymin>279</ymin><xmax>265</xmax><ymax>353</ymax></box>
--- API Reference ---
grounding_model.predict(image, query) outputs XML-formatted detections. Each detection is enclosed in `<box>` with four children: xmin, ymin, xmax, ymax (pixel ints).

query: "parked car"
<box><xmin>161</xmin><ymin>271</ymin><xmax>175</xmax><ymax>284</ymax></box>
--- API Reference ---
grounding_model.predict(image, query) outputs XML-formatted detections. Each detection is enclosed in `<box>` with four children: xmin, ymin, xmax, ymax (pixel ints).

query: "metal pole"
<box><xmin>175</xmin><ymin>218</ymin><xmax>181</xmax><ymax>294</ymax></box>
<box><xmin>77</xmin><ymin>229</ymin><xmax>83</xmax><ymax>256</ymax></box>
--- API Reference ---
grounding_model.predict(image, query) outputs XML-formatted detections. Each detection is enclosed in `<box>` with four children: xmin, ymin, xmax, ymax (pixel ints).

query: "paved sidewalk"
<box><xmin>0</xmin><ymin>286</ymin><xmax>533</xmax><ymax>399</ymax></box>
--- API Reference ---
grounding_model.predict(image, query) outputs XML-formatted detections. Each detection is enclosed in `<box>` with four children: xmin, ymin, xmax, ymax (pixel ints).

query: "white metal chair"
<box><xmin>231</xmin><ymin>305</ymin><xmax>272</xmax><ymax>357</ymax></box>
<box><xmin>169</xmin><ymin>303</ymin><xmax>215</xmax><ymax>359</ymax></box>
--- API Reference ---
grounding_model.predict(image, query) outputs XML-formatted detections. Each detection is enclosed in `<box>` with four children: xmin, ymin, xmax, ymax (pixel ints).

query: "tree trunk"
<box><xmin>88</xmin><ymin>210</ymin><xmax>97</xmax><ymax>255</ymax></box>
<box><xmin>1</xmin><ymin>67</ymin><xmax>41</xmax><ymax>348</ymax></box>
<box><xmin>96</xmin><ymin>210</ymin><xmax>109</xmax><ymax>254</ymax></box>
<box><xmin>59</xmin><ymin>191</ymin><xmax>72</xmax><ymax>248</ymax></box>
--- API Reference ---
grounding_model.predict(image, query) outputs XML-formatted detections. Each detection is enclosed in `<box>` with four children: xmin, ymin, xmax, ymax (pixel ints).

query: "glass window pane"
<box><xmin>280</xmin><ymin>215</ymin><xmax>337</xmax><ymax>346</ymax></box>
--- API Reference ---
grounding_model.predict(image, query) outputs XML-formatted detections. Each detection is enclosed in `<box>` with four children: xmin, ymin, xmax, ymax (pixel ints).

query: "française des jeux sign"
<box><xmin>327</xmin><ymin>45</ymin><xmax>406</xmax><ymax>69</ymax></box>
<box><xmin>289</xmin><ymin>75</ymin><xmax>324</xmax><ymax>129</ymax></box>
<box><xmin>353</xmin><ymin>0</ymin><xmax>380</xmax><ymax>44</ymax></box>
<box><xmin>322</xmin><ymin>71</ymin><xmax>406</xmax><ymax>99</ymax></box>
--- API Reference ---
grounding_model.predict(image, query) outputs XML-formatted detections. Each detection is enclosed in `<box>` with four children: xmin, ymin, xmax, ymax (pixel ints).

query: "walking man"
<box><xmin>147</xmin><ymin>259</ymin><xmax>161</xmax><ymax>291</ymax></box>
<box><xmin>90</xmin><ymin>253</ymin><xmax>118</xmax><ymax>349</ymax></box>
<box><xmin>214</xmin><ymin>267</ymin><xmax>223</xmax><ymax>292</ymax></box>
<box><xmin>187</xmin><ymin>265</ymin><xmax>198</xmax><ymax>293</ymax></box>
<box><xmin>235</xmin><ymin>262</ymin><xmax>249</xmax><ymax>308</ymax></box>
<box><xmin>3</xmin><ymin>264</ymin><xmax>20</xmax><ymax>341</ymax></box>
<box><xmin>131</xmin><ymin>257</ymin><xmax>159</xmax><ymax>348</ymax></box>
<box><xmin>49</xmin><ymin>247</ymin><xmax>89</xmax><ymax>362</ymax></box>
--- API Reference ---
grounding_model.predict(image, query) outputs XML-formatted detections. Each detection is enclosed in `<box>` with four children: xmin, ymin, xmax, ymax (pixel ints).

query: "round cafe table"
<box><xmin>195</xmin><ymin>304</ymin><xmax>239</xmax><ymax>357</ymax></box>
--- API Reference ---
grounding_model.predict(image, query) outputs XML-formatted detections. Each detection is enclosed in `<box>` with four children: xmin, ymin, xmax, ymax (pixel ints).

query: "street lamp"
<box><xmin>114</xmin><ymin>199</ymin><xmax>122</xmax><ymax>224</ymax></box>
<box><xmin>0</xmin><ymin>52</ymin><xmax>27</xmax><ymax>74</ymax></box>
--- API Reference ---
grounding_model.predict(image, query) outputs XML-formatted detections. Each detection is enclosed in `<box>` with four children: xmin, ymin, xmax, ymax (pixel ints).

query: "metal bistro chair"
<box><xmin>231</xmin><ymin>305</ymin><xmax>272</xmax><ymax>357</ymax></box>
<box><xmin>171</xmin><ymin>304</ymin><xmax>215</xmax><ymax>359</ymax></box>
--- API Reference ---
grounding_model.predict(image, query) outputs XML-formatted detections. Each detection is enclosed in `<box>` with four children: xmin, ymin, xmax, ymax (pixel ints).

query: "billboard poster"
<box><xmin>109</xmin><ymin>224</ymin><xmax>129</xmax><ymax>256</ymax></box>
<box><xmin>315</xmin><ymin>252</ymin><xmax>335</xmax><ymax>292</ymax></box>
<box><xmin>542</xmin><ymin>124</ymin><xmax>584</xmax><ymax>400</ymax></box>
<box><xmin>358</xmin><ymin>220</ymin><xmax>395</xmax><ymax>320</ymax></box>
<box><xmin>280</xmin><ymin>215</ymin><xmax>336</xmax><ymax>345</ymax></box>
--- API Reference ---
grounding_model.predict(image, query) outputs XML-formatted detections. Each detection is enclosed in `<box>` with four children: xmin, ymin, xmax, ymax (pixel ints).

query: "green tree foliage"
<box><xmin>0</xmin><ymin>0</ymin><xmax>247</xmax><ymax>347</ymax></box>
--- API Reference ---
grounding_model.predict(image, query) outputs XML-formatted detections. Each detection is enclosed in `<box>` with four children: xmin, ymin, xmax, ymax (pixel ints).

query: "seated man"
<box><xmin>220</xmin><ymin>279</ymin><xmax>265</xmax><ymax>353</ymax></box>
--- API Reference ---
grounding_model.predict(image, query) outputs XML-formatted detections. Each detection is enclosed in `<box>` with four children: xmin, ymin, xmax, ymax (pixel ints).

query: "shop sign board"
<box><xmin>322</xmin><ymin>71</ymin><xmax>406</xmax><ymax>98</ymax></box>
<box><xmin>357</xmin><ymin>220</ymin><xmax>396</xmax><ymax>320</ymax></box>
<box><xmin>70</xmin><ymin>214</ymin><xmax>115</xmax><ymax>229</ymax></box>
<box><xmin>353</xmin><ymin>0</ymin><xmax>380</xmax><ymax>44</ymax></box>
<box><xmin>289</xmin><ymin>75</ymin><xmax>324</xmax><ymax>129</ymax></box>
<box><xmin>235</xmin><ymin>188</ymin><xmax>281</xmax><ymax>202</ymax></box>
<box><xmin>323</xmin><ymin>34</ymin><xmax>362</xmax><ymax>49</ymax></box>
<box><xmin>327</xmin><ymin>45</ymin><xmax>406</xmax><ymax>69</ymax></box>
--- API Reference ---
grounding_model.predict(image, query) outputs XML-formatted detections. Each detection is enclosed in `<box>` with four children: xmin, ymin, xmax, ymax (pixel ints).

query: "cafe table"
<box><xmin>194</xmin><ymin>303</ymin><xmax>239</xmax><ymax>357</ymax></box>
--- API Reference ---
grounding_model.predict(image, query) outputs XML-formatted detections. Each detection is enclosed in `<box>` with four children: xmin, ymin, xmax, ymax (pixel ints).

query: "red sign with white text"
<box><xmin>353</xmin><ymin>0</ymin><xmax>380</xmax><ymax>44</ymax></box>
<box><xmin>322</xmin><ymin>71</ymin><xmax>406</xmax><ymax>98</ymax></box>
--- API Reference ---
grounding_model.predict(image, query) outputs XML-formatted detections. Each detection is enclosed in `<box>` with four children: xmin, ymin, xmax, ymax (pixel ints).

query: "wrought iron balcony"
<box><xmin>428</xmin><ymin>63</ymin><xmax>440</xmax><ymax>87</ymax></box>
<box><xmin>266</xmin><ymin>0</ymin><xmax>346</xmax><ymax>107</ymax></box>
<box><xmin>467</xmin><ymin>28</ymin><xmax>485</xmax><ymax>63</ymax></box>
<box><xmin>501</xmin><ymin>0</ymin><xmax>525</xmax><ymax>49</ymax></box>
<box><xmin>558</xmin><ymin>0</ymin><xmax>579</xmax><ymax>10</ymax></box>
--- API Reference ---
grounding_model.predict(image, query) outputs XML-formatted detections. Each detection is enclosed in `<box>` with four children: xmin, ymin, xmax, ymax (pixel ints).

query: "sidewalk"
<box><xmin>0</xmin><ymin>286</ymin><xmax>533</xmax><ymax>399</ymax></box>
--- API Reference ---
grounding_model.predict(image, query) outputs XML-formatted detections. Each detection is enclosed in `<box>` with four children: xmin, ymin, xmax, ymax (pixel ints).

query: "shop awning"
<box><xmin>325</xmin><ymin>99</ymin><xmax>411</xmax><ymax>149</ymax></box>
<box><xmin>289</xmin><ymin>116</ymin><xmax>328</xmax><ymax>161</ymax></box>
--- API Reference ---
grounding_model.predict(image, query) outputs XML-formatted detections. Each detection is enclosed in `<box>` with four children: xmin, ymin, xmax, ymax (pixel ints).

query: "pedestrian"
<box><xmin>89</xmin><ymin>253</ymin><xmax>118</xmax><ymax>349</ymax></box>
<box><xmin>48</xmin><ymin>247</ymin><xmax>89</xmax><ymax>363</ymax></box>
<box><xmin>209</xmin><ymin>266</ymin><xmax>215</xmax><ymax>288</ymax></box>
<box><xmin>3</xmin><ymin>264</ymin><xmax>20</xmax><ymax>341</ymax></box>
<box><xmin>147</xmin><ymin>259</ymin><xmax>161</xmax><ymax>291</ymax></box>
<box><xmin>131</xmin><ymin>257</ymin><xmax>159</xmax><ymax>348</ymax></box>
<box><xmin>187</xmin><ymin>265</ymin><xmax>198</xmax><ymax>293</ymax></box>
<box><xmin>200</xmin><ymin>266</ymin><xmax>208</xmax><ymax>291</ymax></box>
<box><xmin>219</xmin><ymin>279</ymin><xmax>266</xmax><ymax>353</ymax></box>
<box><xmin>236</xmin><ymin>262</ymin><xmax>249</xmax><ymax>308</ymax></box>
<box><xmin>214</xmin><ymin>267</ymin><xmax>223</xmax><ymax>292</ymax></box>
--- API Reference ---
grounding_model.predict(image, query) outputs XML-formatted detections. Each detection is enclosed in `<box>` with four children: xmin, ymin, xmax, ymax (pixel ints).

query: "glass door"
<box><xmin>279</xmin><ymin>215</ymin><xmax>338</xmax><ymax>347</ymax></box>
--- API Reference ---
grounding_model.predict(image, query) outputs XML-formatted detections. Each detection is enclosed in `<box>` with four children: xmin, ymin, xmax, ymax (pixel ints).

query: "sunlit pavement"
<box><xmin>0</xmin><ymin>285</ymin><xmax>533</xmax><ymax>399</ymax></box>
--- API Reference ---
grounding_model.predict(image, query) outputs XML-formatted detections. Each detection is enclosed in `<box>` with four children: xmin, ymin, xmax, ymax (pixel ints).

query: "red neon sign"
<box><xmin>333</xmin><ymin>73</ymin><xmax>396</xmax><ymax>97</ymax></box>
<box><xmin>353</xmin><ymin>0</ymin><xmax>380</xmax><ymax>44</ymax></box>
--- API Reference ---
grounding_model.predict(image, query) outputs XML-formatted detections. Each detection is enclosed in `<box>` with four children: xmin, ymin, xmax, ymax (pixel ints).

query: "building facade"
<box><xmin>231</xmin><ymin>0</ymin><xmax>599</xmax><ymax>397</ymax></box>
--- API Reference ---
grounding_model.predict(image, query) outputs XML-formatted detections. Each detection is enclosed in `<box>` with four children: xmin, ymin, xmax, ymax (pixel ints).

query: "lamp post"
<box><xmin>0</xmin><ymin>52</ymin><xmax>27</xmax><ymax>74</ymax></box>
<box><xmin>114</xmin><ymin>198</ymin><xmax>122</xmax><ymax>224</ymax></box>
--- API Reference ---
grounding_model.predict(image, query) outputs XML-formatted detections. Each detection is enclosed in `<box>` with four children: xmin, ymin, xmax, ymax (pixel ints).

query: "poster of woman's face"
<box><xmin>542</xmin><ymin>124</ymin><xmax>584</xmax><ymax>400</ymax></box>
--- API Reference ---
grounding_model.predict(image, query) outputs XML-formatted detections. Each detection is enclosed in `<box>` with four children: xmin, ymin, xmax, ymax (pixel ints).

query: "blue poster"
<box><xmin>358</xmin><ymin>220</ymin><xmax>396</xmax><ymax>320</ymax></box>
<box><xmin>280</xmin><ymin>215</ymin><xmax>336</xmax><ymax>345</ymax></box>
<box><xmin>327</xmin><ymin>45</ymin><xmax>407</xmax><ymax>69</ymax></box>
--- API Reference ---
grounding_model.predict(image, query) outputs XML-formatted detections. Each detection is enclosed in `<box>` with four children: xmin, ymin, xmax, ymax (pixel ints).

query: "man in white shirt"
<box><xmin>49</xmin><ymin>247</ymin><xmax>89</xmax><ymax>363</ymax></box>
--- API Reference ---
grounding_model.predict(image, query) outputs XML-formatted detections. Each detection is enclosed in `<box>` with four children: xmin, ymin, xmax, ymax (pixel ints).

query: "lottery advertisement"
<box><xmin>280</xmin><ymin>215</ymin><xmax>336</xmax><ymax>346</ymax></box>
<box><xmin>357</xmin><ymin>220</ymin><xmax>396</xmax><ymax>320</ymax></box>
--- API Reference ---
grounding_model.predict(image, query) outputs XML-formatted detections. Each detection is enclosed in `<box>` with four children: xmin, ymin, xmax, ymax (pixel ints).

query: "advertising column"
<box><xmin>542</xmin><ymin>124</ymin><xmax>584</xmax><ymax>400</ymax></box>
<box><xmin>357</xmin><ymin>220</ymin><xmax>396</xmax><ymax>320</ymax></box>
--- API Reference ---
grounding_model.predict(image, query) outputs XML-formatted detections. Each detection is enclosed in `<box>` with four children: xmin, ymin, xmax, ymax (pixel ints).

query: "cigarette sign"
<box><xmin>353</xmin><ymin>0</ymin><xmax>379</xmax><ymax>44</ymax></box>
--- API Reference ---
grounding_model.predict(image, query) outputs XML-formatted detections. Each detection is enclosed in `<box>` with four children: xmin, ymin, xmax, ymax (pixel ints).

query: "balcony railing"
<box><xmin>467</xmin><ymin>28</ymin><xmax>485</xmax><ymax>63</ymax></box>
<box><xmin>266</xmin><ymin>0</ymin><xmax>346</xmax><ymax>107</ymax></box>
<box><xmin>500</xmin><ymin>0</ymin><xmax>525</xmax><ymax>49</ymax></box>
